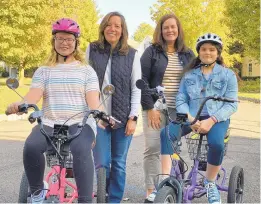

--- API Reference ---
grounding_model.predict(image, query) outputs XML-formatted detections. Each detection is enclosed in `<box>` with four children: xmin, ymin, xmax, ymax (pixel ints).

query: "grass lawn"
<box><xmin>0</xmin><ymin>77</ymin><xmax>41</xmax><ymax>114</ymax></box>
<box><xmin>0</xmin><ymin>86</ymin><xmax>30</xmax><ymax>114</ymax></box>
<box><xmin>238</xmin><ymin>92</ymin><xmax>260</xmax><ymax>100</ymax></box>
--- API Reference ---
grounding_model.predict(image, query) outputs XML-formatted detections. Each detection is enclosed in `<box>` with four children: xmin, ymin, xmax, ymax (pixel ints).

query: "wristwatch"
<box><xmin>130</xmin><ymin>116</ymin><xmax>138</xmax><ymax>121</ymax></box>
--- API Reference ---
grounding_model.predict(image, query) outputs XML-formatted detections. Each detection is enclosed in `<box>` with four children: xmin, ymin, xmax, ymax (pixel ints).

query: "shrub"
<box><xmin>0</xmin><ymin>66</ymin><xmax>5</xmax><ymax>74</ymax></box>
<box><xmin>25</xmin><ymin>67</ymin><xmax>38</xmax><ymax>78</ymax></box>
<box><xmin>1</xmin><ymin>71</ymin><xmax>9</xmax><ymax>77</ymax></box>
<box><xmin>238</xmin><ymin>78</ymin><xmax>260</xmax><ymax>93</ymax></box>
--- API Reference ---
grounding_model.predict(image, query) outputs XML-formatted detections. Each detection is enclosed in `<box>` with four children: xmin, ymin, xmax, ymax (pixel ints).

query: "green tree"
<box><xmin>224</xmin><ymin>0</ymin><xmax>260</xmax><ymax>61</ymax></box>
<box><xmin>0</xmin><ymin>0</ymin><xmax>99</xmax><ymax>84</ymax></box>
<box><xmin>133</xmin><ymin>23</ymin><xmax>154</xmax><ymax>42</ymax></box>
<box><xmin>150</xmin><ymin>0</ymin><xmax>241</xmax><ymax>67</ymax></box>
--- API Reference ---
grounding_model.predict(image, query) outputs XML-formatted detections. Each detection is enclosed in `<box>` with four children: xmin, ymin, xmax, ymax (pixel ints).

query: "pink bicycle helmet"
<box><xmin>52</xmin><ymin>18</ymin><xmax>80</xmax><ymax>37</ymax></box>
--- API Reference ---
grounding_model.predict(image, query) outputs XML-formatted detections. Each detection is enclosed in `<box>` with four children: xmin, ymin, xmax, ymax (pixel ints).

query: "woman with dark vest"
<box><xmin>86</xmin><ymin>11</ymin><xmax>141</xmax><ymax>203</ymax></box>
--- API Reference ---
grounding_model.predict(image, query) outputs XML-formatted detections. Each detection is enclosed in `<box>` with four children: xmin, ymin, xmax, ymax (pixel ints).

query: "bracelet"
<box><xmin>210</xmin><ymin>116</ymin><xmax>217</xmax><ymax>124</ymax></box>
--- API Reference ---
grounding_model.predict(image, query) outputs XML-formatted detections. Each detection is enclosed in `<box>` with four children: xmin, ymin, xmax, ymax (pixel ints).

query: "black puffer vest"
<box><xmin>89</xmin><ymin>42</ymin><xmax>136</xmax><ymax>127</ymax></box>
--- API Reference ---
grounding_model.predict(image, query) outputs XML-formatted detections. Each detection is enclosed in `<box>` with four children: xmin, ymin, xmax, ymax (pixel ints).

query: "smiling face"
<box><xmin>54</xmin><ymin>32</ymin><xmax>76</xmax><ymax>56</ymax></box>
<box><xmin>199</xmin><ymin>43</ymin><xmax>219</xmax><ymax>64</ymax></box>
<box><xmin>104</xmin><ymin>15</ymin><xmax>122</xmax><ymax>48</ymax></box>
<box><xmin>162</xmin><ymin>18</ymin><xmax>179</xmax><ymax>45</ymax></box>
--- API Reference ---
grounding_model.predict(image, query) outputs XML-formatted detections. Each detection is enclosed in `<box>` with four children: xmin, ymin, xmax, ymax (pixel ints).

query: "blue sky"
<box><xmin>95</xmin><ymin>0</ymin><xmax>157</xmax><ymax>38</ymax></box>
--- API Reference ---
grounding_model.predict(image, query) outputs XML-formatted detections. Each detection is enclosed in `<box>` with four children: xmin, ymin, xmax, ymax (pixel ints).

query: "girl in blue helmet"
<box><xmin>159</xmin><ymin>33</ymin><xmax>238</xmax><ymax>204</ymax></box>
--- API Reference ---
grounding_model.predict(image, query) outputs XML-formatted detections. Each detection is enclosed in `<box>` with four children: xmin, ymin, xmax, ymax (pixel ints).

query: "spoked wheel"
<box><xmin>227</xmin><ymin>166</ymin><xmax>244</xmax><ymax>203</ymax></box>
<box><xmin>97</xmin><ymin>167</ymin><xmax>107</xmax><ymax>203</ymax></box>
<box><xmin>18</xmin><ymin>171</ymin><xmax>30</xmax><ymax>203</ymax></box>
<box><xmin>154</xmin><ymin>186</ymin><xmax>176</xmax><ymax>203</ymax></box>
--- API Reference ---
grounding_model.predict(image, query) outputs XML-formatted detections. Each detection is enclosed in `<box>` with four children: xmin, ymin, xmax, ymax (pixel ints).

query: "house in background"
<box><xmin>128</xmin><ymin>39</ymin><xmax>140</xmax><ymax>49</ymax></box>
<box><xmin>241</xmin><ymin>57</ymin><xmax>260</xmax><ymax>78</ymax></box>
<box><xmin>137</xmin><ymin>36</ymin><xmax>152</xmax><ymax>55</ymax></box>
<box><xmin>0</xmin><ymin>61</ymin><xmax>18</xmax><ymax>78</ymax></box>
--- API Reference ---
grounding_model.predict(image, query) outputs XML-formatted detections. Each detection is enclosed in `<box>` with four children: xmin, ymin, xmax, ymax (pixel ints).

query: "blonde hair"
<box><xmin>95</xmin><ymin>11</ymin><xmax>129</xmax><ymax>55</ymax></box>
<box><xmin>44</xmin><ymin>37</ymin><xmax>87</xmax><ymax>66</ymax></box>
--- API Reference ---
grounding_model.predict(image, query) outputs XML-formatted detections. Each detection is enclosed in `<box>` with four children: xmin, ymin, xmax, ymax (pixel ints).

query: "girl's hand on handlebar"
<box><xmin>188</xmin><ymin>114</ymin><xmax>200</xmax><ymax>132</ymax></box>
<box><xmin>6</xmin><ymin>101</ymin><xmax>24</xmax><ymax>115</ymax></box>
<box><xmin>196</xmin><ymin>118</ymin><xmax>215</xmax><ymax>134</ymax></box>
<box><xmin>148</xmin><ymin>109</ymin><xmax>161</xmax><ymax>130</ymax></box>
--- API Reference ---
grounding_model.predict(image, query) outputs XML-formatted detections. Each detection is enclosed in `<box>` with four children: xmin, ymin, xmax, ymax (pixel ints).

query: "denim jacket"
<box><xmin>176</xmin><ymin>63</ymin><xmax>238</xmax><ymax>122</ymax></box>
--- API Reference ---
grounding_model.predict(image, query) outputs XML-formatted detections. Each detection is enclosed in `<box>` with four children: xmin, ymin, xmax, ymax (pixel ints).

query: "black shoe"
<box><xmin>144</xmin><ymin>198</ymin><xmax>153</xmax><ymax>203</ymax></box>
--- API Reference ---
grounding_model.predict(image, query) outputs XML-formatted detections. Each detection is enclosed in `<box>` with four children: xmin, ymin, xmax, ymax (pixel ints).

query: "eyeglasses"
<box><xmin>54</xmin><ymin>37</ymin><xmax>76</xmax><ymax>44</ymax></box>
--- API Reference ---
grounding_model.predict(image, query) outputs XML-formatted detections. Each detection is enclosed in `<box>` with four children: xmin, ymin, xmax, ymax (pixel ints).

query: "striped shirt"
<box><xmin>31</xmin><ymin>61</ymin><xmax>100</xmax><ymax>128</ymax></box>
<box><xmin>162</xmin><ymin>52</ymin><xmax>183</xmax><ymax>108</ymax></box>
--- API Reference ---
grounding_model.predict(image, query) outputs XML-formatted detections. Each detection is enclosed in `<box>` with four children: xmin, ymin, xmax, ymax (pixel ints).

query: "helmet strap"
<box><xmin>54</xmin><ymin>46</ymin><xmax>76</xmax><ymax>62</ymax></box>
<box><xmin>200</xmin><ymin>60</ymin><xmax>216</xmax><ymax>67</ymax></box>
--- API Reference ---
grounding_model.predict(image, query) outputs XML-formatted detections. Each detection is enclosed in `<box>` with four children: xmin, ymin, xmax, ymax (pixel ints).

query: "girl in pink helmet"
<box><xmin>6</xmin><ymin>18</ymin><xmax>101</xmax><ymax>203</ymax></box>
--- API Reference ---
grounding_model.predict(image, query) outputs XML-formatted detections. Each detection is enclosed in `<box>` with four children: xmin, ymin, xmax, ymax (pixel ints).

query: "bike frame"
<box><xmin>170</xmin><ymin>134</ymin><xmax>229</xmax><ymax>203</ymax></box>
<box><xmin>45</xmin><ymin>166</ymin><xmax>78</xmax><ymax>203</ymax></box>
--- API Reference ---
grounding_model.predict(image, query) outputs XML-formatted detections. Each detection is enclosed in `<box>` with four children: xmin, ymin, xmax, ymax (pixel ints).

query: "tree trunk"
<box><xmin>19</xmin><ymin>67</ymin><xmax>25</xmax><ymax>86</ymax></box>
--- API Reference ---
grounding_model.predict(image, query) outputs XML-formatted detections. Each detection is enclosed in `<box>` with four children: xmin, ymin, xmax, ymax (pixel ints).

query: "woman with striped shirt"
<box><xmin>140</xmin><ymin>13</ymin><xmax>195</xmax><ymax>202</ymax></box>
<box><xmin>6</xmin><ymin>18</ymin><xmax>100</xmax><ymax>203</ymax></box>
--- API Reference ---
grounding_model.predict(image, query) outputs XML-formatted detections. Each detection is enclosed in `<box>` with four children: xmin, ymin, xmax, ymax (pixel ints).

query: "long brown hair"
<box><xmin>94</xmin><ymin>11</ymin><xmax>129</xmax><ymax>55</ymax></box>
<box><xmin>153</xmin><ymin>13</ymin><xmax>188</xmax><ymax>52</ymax></box>
<box><xmin>44</xmin><ymin>37</ymin><xmax>86</xmax><ymax>66</ymax></box>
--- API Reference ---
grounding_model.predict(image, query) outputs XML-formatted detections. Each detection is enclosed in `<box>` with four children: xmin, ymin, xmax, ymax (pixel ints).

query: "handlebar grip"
<box><xmin>18</xmin><ymin>104</ymin><xmax>28</xmax><ymax>113</ymax></box>
<box><xmin>109</xmin><ymin>116</ymin><xmax>121</xmax><ymax>124</ymax></box>
<box><xmin>216</xmin><ymin>97</ymin><xmax>238</xmax><ymax>103</ymax></box>
<box><xmin>223</xmin><ymin>98</ymin><xmax>237</xmax><ymax>103</ymax></box>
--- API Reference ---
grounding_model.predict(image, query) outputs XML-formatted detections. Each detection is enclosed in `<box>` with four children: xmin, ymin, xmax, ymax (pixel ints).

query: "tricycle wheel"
<box><xmin>18</xmin><ymin>171</ymin><xmax>30</xmax><ymax>203</ymax></box>
<box><xmin>154</xmin><ymin>186</ymin><xmax>176</xmax><ymax>203</ymax></box>
<box><xmin>227</xmin><ymin>166</ymin><xmax>244</xmax><ymax>203</ymax></box>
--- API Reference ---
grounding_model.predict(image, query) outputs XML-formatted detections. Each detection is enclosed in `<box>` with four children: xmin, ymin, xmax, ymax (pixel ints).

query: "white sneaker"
<box><xmin>146</xmin><ymin>190</ymin><xmax>157</xmax><ymax>202</ymax></box>
<box><xmin>31</xmin><ymin>181</ymin><xmax>49</xmax><ymax>204</ymax></box>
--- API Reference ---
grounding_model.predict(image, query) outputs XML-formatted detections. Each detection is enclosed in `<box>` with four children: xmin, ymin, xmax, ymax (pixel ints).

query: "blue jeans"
<box><xmin>160</xmin><ymin>116</ymin><xmax>230</xmax><ymax>166</ymax></box>
<box><xmin>92</xmin><ymin>126</ymin><xmax>133</xmax><ymax>203</ymax></box>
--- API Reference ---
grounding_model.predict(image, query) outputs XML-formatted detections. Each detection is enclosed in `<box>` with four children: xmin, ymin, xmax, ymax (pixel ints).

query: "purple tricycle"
<box><xmin>136</xmin><ymin>79</ymin><xmax>244</xmax><ymax>204</ymax></box>
<box><xmin>154</xmin><ymin>97</ymin><xmax>244</xmax><ymax>204</ymax></box>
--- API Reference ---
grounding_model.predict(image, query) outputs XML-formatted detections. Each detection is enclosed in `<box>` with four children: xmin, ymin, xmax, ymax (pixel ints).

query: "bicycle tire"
<box><xmin>227</xmin><ymin>166</ymin><xmax>244</xmax><ymax>203</ymax></box>
<box><xmin>18</xmin><ymin>172</ymin><xmax>30</xmax><ymax>203</ymax></box>
<box><xmin>154</xmin><ymin>186</ymin><xmax>176</xmax><ymax>203</ymax></box>
<box><xmin>97</xmin><ymin>167</ymin><xmax>107</xmax><ymax>203</ymax></box>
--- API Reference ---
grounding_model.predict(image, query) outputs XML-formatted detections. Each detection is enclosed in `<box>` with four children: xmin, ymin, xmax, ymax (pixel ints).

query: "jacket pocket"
<box><xmin>212</xmin><ymin>81</ymin><xmax>223</xmax><ymax>89</ymax></box>
<box><xmin>212</xmin><ymin>80</ymin><xmax>226</xmax><ymax>95</ymax></box>
<box><xmin>185</xmin><ymin>79</ymin><xmax>198</xmax><ymax>99</ymax></box>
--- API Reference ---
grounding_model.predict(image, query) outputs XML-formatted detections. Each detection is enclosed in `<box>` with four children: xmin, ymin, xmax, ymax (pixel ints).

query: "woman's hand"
<box><xmin>91</xmin><ymin>140</ymin><xmax>96</xmax><ymax>149</ymax></box>
<box><xmin>97</xmin><ymin>120</ymin><xmax>108</xmax><ymax>129</ymax></box>
<box><xmin>148</xmin><ymin>109</ymin><xmax>161</xmax><ymax>130</ymax></box>
<box><xmin>125</xmin><ymin>118</ymin><xmax>137</xmax><ymax>136</ymax></box>
<box><xmin>196</xmin><ymin>118</ymin><xmax>216</xmax><ymax>134</ymax></box>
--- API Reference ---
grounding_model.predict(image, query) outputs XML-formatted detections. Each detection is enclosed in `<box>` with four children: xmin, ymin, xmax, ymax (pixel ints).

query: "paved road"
<box><xmin>0</xmin><ymin>101</ymin><xmax>260</xmax><ymax>203</ymax></box>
